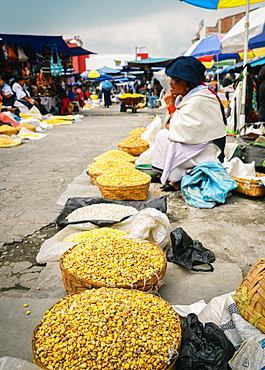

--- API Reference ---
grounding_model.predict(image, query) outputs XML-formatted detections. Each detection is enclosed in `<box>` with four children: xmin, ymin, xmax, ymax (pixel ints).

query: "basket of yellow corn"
<box><xmin>87</xmin><ymin>158</ymin><xmax>135</xmax><ymax>185</ymax></box>
<box><xmin>60</xmin><ymin>236</ymin><xmax>167</xmax><ymax>294</ymax></box>
<box><xmin>96</xmin><ymin>168</ymin><xmax>151</xmax><ymax>200</ymax></box>
<box><xmin>94</xmin><ymin>149</ymin><xmax>135</xmax><ymax>163</ymax></box>
<box><xmin>128</xmin><ymin>126</ymin><xmax>146</xmax><ymax>137</ymax></box>
<box><xmin>119</xmin><ymin>93</ymin><xmax>145</xmax><ymax>106</ymax></box>
<box><xmin>32</xmin><ymin>287</ymin><xmax>181</xmax><ymax>370</ymax></box>
<box><xmin>234</xmin><ymin>258</ymin><xmax>265</xmax><ymax>333</ymax></box>
<box><xmin>118</xmin><ymin>135</ymin><xmax>149</xmax><ymax>156</ymax></box>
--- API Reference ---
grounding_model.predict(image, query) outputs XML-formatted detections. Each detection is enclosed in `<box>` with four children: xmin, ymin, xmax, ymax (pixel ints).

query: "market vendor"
<box><xmin>152</xmin><ymin>56</ymin><xmax>227</xmax><ymax>191</ymax></box>
<box><xmin>0</xmin><ymin>76</ymin><xmax>15</xmax><ymax>107</ymax></box>
<box><xmin>12</xmin><ymin>76</ymin><xmax>38</xmax><ymax>112</ymax></box>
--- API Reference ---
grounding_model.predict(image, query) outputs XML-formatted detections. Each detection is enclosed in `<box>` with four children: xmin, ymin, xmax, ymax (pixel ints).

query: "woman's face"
<box><xmin>169</xmin><ymin>78</ymin><xmax>189</xmax><ymax>96</ymax></box>
<box><xmin>0</xmin><ymin>79</ymin><xmax>4</xmax><ymax>87</ymax></box>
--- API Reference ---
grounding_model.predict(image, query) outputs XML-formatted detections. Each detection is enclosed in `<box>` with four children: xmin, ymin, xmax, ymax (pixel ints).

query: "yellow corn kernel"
<box><xmin>96</xmin><ymin>168</ymin><xmax>151</xmax><ymax>187</ymax></box>
<box><xmin>33</xmin><ymin>288</ymin><xmax>181</xmax><ymax>370</ymax></box>
<box><xmin>61</xmin><ymin>238</ymin><xmax>166</xmax><ymax>287</ymax></box>
<box><xmin>118</xmin><ymin>135</ymin><xmax>149</xmax><ymax>147</ymax></box>
<box><xmin>94</xmin><ymin>150</ymin><xmax>135</xmax><ymax>163</ymax></box>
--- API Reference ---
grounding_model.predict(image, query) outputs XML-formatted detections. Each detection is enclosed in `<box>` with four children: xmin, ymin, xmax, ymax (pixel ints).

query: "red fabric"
<box><xmin>0</xmin><ymin>112</ymin><xmax>20</xmax><ymax>127</ymax></box>
<box><xmin>201</xmin><ymin>81</ymin><xmax>222</xmax><ymax>104</ymax></box>
<box><xmin>167</xmin><ymin>105</ymin><xmax>176</xmax><ymax>114</ymax></box>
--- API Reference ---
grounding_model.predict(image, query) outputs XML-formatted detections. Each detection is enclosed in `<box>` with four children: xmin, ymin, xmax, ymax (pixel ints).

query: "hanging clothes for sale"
<box><xmin>6</xmin><ymin>44</ymin><xmax>17</xmax><ymax>62</ymax></box>
<box><xmin>50</xmin><ymin>44</ymin><xmax>63</xmax><ymax>77</ymax></box>
<box><xmin>17</xmin><ymin>46</ymin><xmax>28</xmax><ymax>62</ymax></box>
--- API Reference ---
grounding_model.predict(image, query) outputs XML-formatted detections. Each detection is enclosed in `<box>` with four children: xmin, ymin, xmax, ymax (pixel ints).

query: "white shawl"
<box><xmin>167</xmin><ymin>87</ymin><xmax>226</xmax><ymax>144</ymax></box>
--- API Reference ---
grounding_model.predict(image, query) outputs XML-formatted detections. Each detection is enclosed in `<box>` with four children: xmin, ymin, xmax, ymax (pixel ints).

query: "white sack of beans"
<box><xmin>66</xmin><ymin>203</ymin><xmax>138</xmax><ymax>222</ymax></box>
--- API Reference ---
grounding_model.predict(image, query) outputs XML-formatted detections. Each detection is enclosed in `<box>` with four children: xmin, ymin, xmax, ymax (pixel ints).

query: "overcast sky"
<box><xmin>1</xmin><ymin>0</ymin><xmax>265</xmax><ymax>58</ymax></box>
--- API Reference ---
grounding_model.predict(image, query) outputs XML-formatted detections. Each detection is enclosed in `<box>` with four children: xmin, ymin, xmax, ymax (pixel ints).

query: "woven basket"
<box><xmin>118</xmin><ymin>143</ymin><xmax>149</xmax><ymax>156</ymax></box>
<box><xmin>32</xmin><ymin>290</ymin><xmax>180</xmax><ymax>370</ymax></box>
<box><xmin>60</xmin><ymin>242</ymin><xmax>167</xmax><ymax>295</ymax></box>
<box><xmin>89</xmin><ymin>171</ymin><xmax>100</xmax><ymax>185</ymax></box>
<box><xmin>231</xmin><ymin>172</ymin><xmax>265</xmax><ymax>197</ymax></box>
<box><xmin>33</xmin><ymin>355</ymin><xmax>178</xmax><ymax>370</ymax></box>
<box><xmin>98</xmin><ymin>180</ymin><xmax>150</xmax><ymax>200</ymax></box>
<box><xmin>234</xmin><ymin>258</ymin><xmax>265</xmax><ymax>333</ymax></box>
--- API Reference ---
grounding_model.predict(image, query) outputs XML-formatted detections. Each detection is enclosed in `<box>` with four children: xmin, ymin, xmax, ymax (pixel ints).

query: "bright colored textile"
<box><xmin>181</xmin><ymin>161</ymin><xmax>237</xmax><ymax>208</ymax></box>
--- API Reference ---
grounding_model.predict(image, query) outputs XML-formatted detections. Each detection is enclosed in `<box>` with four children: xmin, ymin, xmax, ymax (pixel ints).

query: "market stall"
<box><xmin>0</xmin><ymin>34</ymin><xmax>96</xmax><ymax>113</ymax></box>
<box><xmin>119</xmin><ymin>93</ymin><xmax>145</xmax><ymax>113</ymax></box>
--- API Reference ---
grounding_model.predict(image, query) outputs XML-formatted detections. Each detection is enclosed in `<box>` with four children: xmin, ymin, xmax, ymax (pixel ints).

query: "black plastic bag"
<box><xmin>166</xmin><ymin>227</ymin><xmax>215</xmax><ymax>272</ymax></box>
<box><xmin>176</xmin><ymin>313</ymin><xmax>234</xmax><ymax>370</ymax></box>
<box><xmin>55</xmin><ymin>196</ymin><xmax>167</xmax><ymax>228</ymax></box>
<box><xmin>232</xmin><ymin>142</ymin><xmax>265</xmax><ymax>168</ymax></box>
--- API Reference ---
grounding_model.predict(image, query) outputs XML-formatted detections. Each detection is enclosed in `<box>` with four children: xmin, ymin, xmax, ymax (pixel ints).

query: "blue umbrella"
<box><xmin>80</xmin><ymin>69</ymin><xmax>113</xmax><ymax>81</ymax></box>
<box><xmin>184</xmin><ymin>33</ymin><xmax>253</xmax><ymax>60</ymax></box>
<box><xmin>98</xmin><ymin>66</ymin><xmax>121</xmax><ymax>74</ymax></box>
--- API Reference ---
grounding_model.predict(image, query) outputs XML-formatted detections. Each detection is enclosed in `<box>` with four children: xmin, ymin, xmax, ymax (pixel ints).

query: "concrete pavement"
<box><xmin>0</xmin><ymin>103</ymin><xmax>264</xmax><ymax>363</ymax></box>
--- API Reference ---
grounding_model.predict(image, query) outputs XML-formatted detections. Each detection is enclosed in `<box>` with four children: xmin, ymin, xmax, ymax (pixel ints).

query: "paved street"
<box><xmin>0</xmin><ymin>103</ymin><xmax>264</xmax><ymax>363</ymax></box>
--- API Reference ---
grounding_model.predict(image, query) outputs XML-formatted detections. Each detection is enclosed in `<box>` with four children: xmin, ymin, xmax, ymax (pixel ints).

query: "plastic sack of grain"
<box><xmin>36</xmin><ymin>208</ymin><xmax>172</xmax><ymax>264</ymax></box>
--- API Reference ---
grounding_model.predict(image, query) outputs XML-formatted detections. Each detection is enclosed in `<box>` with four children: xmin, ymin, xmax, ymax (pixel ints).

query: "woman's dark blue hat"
<box><xmin>165</xmin><ymin>56</ymin><xmax>206</xmax><ymax>88</ymax></box>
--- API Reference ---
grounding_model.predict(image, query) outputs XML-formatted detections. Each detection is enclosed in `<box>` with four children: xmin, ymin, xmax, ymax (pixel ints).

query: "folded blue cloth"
<box><xmin>181</xmin><ymin>161</ymin><xmax>238</xmax><ymax>209</ymax></box>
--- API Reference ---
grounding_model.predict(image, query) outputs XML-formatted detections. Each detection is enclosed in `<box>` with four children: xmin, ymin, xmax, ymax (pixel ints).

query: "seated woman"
<box><xmin>0</xmin><ymin>76</ymin><xmax>15</xmax><ymax>107</ymax></box>
<box><xmin>12</xmin><ymin>76</ymin><xmax>38</xmax><ymax>113</ymax></box>
<box><xmin>73</xmin><ymin>84</ymin><xmax>85</xmax><ymax>108</ymax></box>
<box><xmin>152</xmin><ymin>56</ymin><xmax>227</xmax><ymax>191</ymax></box>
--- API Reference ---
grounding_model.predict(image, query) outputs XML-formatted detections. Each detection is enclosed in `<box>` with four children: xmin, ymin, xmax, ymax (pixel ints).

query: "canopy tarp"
<box><xmin>127</xmin><ymin>58</ymin><xmax>173</xmax><ymax>69</ymax></box>
<box><xmin>222</xmin><ymin>7</ymin><xmax>265</xmax><ymax>53</ymax></box>
<box><xmin>179</xmin><ymin>0</ymin><xmax>265</xmax><ymax>9</ymax></box>
<box><xmin>0</xmin><ymin>34</ymin><xmax>77</xmax><ymax>55</ymax></box>
<box><xmin>98</xmin><ymin>66</ymin><xmax>121</xmax><ymax>74</ymax></box>
<box><xmin>249</xmin><ymin>55</ymin><xmax>265</xmax><ymax>66</ymax></box>
<box><xmin>69</xmin><ymin>46</ymin><xmax>96</xmax><ymax>56</ymax></box>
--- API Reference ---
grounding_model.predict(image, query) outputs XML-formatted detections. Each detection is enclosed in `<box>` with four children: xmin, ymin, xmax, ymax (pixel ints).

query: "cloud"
<box><xmin>65</xmin><ymin>8</ymin><xmax>209</xmax><ymax>58</ymax></box>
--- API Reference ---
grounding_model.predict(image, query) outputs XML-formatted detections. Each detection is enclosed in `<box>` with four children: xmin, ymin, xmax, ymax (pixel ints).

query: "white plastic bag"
<box><xmin>136</xmin><ymin>115</ymin><xmax>162</xmax><ymax>165</ymax></box>
<box><xmin>115</xmin><ymin>208</ymin><xmax>172</xmax><ymax>249</ymax></box>
<box><xmin>0</xmin><ymin>357</ymin><xmax>40</xmax><ymax>370</ymax></box>
<box><xmin>198</xmin><ymin>292</ymin><xmax>234</xmax><ymax>327</ymax></box>
<box><xmin>141</xmin><ymin>115</ymin><xmax>162</xmax><ymax>146</ymax></box>
<box><xmin>17</xmin><ymin>127</ymin><xmax>47</xmax><ymax>140</ymax></box>
<box><xmin>29</xmin><ymin>105</ymin><xmax>42</xmax><ymax>120</ymax></box>
<box><xmin>36</xmin><ymin>208</ymin><xmax>172</xmax><ymax>263</ymax></box>
<box><xmin>36</xmin><ymin>222</ymin><xmax>97</xmax><ymax>263</ymax></box>
<box><xmin>229</xmin><ymin>334</ymin><xmax>265</xmax><ymax>370</ymax></box>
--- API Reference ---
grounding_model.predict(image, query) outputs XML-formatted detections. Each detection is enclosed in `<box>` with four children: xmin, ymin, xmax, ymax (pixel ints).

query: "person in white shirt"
<box><xmin>12</xmin><ymin>76</ymin><xmax>37</xmax><ymax>112</ymax></box>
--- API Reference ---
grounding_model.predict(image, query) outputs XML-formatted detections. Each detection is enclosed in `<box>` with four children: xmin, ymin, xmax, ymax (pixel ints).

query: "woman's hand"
<box><xmin>164</xmin><ymin>89</ymin><xmax>176</xmax><ymax>107</ymax></box>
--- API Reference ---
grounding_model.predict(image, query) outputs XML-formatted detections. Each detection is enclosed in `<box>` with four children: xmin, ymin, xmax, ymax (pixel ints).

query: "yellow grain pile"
<box><xmin>61</xmin><ymin>238</ymin><xmax>165</xmax><ymax>287</ymax></box>
<box><xmin>94</xmin><ymin>150</ymin><xmax>135</xmax><ymax>163</ymax></box>
<box><xmin>63</xmin><ymin>227</ymin><xmax>127</xmax><ymax>243</ymax></box>
<box><xmin>128</xmin><ymin>127</ymin><xmax>146</xmax><ymax>136</ymax></box>
<box><xmin>33</xmin><ymin>288</ymin><xmax>181</xmax><ymax>370</ymax></box>
<box><xmin>96</xmin><ymin>168</ymin><xmax>151</xmax><ymax>187</ymax></box>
